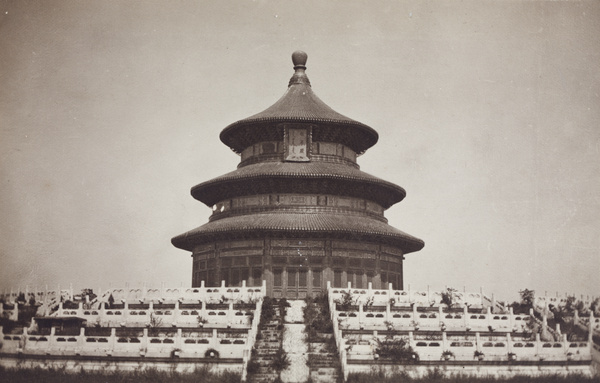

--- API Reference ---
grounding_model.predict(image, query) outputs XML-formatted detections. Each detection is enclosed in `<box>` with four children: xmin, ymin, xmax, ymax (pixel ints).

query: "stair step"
<box><xmin>255</xmin><ymin>367</ymin><xmax>278</xmax><ymax>373</ymax></box>
<box><xmin>255</xmin><ymin>347</ymin><xmax>279</xmax><ymax>355</ymax></box>
<box><xmin>249</xmin><ymin>375</ymin><xmax>279</xmax><ymax>383</ymax></box>
<box><xmin>316</xmin><ymin>369</ymin><xmax>339</xmax><ymax>374</ymax></box>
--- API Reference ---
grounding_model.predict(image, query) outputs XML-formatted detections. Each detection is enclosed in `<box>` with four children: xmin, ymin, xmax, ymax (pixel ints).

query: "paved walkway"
<box><xmin>281</xmin><ymin>300</ymin><xmax>309</xmax><ymax>383</ymax></box>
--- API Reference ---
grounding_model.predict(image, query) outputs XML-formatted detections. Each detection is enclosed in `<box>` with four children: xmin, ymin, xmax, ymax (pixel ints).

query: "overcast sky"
<box><xmin>1</xmin><ymin>0</ymin><xmax>598</xmax><ymax>302</ymax></box>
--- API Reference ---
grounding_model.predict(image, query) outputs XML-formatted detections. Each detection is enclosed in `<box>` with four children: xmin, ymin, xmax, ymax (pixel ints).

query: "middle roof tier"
<box><xmin>191</xmin><ymin>161</ymin><xmax>407</xmax><ymax>209</ymax></box>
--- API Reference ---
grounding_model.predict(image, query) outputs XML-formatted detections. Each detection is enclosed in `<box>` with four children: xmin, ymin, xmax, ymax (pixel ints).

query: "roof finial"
<box><xmin>292</xmin><ymin>50</ymin><xmax>308</xmax><ymax>69</ymax></box>
<box><xmin>289</xmin><ymin>50</ymin><xmax>311</xmax><ymax>87</ymax></box>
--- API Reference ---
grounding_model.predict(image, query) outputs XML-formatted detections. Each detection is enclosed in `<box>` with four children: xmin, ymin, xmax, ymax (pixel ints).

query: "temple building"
<box><xmin>172</xmin><ymin>51</ymin><xmax>424</xmax><ymax>298</ymax></box>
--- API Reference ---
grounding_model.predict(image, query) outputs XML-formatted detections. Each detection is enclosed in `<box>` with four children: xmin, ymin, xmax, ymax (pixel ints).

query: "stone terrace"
<box><xmin>327</xmin><ymin>284</ymin><xmax>595</xmax><ymax>380</ymax></box>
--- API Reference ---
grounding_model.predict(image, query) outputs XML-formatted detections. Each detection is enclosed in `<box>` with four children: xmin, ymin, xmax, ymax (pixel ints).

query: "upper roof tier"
<box><xmin>220</xmin><ymin>51</ymin><xmax>379</xmax><ymax>155</ymax></box>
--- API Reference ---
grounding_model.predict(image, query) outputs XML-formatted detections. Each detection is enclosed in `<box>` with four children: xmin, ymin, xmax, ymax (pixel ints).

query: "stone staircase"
<box><xmin>308</xmin><ymin>333</ymin><xmax>342</xmax><ymax>383</ymax></box>
<box><xmin>304</xmin><ymin>297</ymin><xmax>342</xmax><ymax>383</ymax></box>
<box><xmin>247</xmin><ymin>306</ymin><xmax>284</xmax><ymax>383</ymax></box>
<box><xmin>248</xmin><ymin>298</ymin><xmax>342</xmax><ymax>383</ymax></box>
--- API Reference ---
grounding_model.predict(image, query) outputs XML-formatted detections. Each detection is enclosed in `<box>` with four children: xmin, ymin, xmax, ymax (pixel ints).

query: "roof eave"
<box><xmin>171</xmin><ymin>228</ymin><xmax>424</xmax><ymax>254</ymax></box>
<box><xmin>220</xmin><ymin>119</ymin><xmax>379</xmax><ymax>155</ymax></box>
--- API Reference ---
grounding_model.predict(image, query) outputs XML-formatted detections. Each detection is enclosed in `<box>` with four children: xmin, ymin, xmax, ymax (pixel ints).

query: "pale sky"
<box><xmin>1</xmin><ymin>0</ymin><xmax>598</xmax><ymax>303</ymax></box>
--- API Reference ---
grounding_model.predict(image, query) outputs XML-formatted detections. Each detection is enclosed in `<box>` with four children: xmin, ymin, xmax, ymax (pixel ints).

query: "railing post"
<box><xmin>110</xmin><ymin>328</ymin><xmax>116</xmax><ymax>354</ymax></box>
<box><xmin>542</xmin><ymin>313</ymin><xmax>548</xmax><ymax>338</ymax></box>
<box><xmin>442</xmin><ymin>331</ymin><xmax>447</xmax><ymax>351</ymax></box>
<box><xmin>44</xmin><ymin>285</ymin><xmax>49</xmax><ymax>312</ymax></box>
<box><xmin>174</xmin><ymin>300</ymin><xmax>180</xmax><ymax>326</ymax></box>
<box><xmin>358</xmin><ymin>303</ymin><xmax>364</xmax><ymax>328</ymax></box>
<box><xmin>212</xmin><ymin>328</ymin><xmax>218</xmax><ymax>348</ymax></box>
<box><xmin>589</xmin><ymin>311</ymin><xmax>594</xmax><ymax>342</ymax></box>
<box><xmin>79</xmin><ymin>327</ymin><xmax>85</xmax><ymax>347</ymax></box>
<box><xmin>142</xmin><ymin>328</ymin><xmax>148</xmax><ymax>354</ymax></box>
<box><xmin>480</xmin><ymin>286</ymin><xmax>484</xmax><ymax>306</ymax></box>
<box><xmin>50</xmin><ymin>326</ymin><xmax>56</xmax><ymax>349</ymax></box>
<box><xmin>228</xmin><ymin>301</ymin><xmax>234</xmax><ymax>326</ymax></box>
<box><xmin>176</xmin><ymin>328</ymin><xmax>183</xmax><ymax>349</ymax></box>
<box><xmin>201</xmin><ymin>300</ymin><xmax>207</xmax><ymax>318</ymax></box>
<box><xmin>385</xmin><ymin>301</ymin><xmax>391</xmax><ymax>322</ymax></box>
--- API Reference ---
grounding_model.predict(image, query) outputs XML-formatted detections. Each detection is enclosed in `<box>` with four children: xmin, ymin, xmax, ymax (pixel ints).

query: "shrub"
<box><xmin>272</xmin><ymin>351</ymin><xmax>290</xmax><ymax>371</ymax></box>
<box><xmin>519</xmin><ymin>289</ymin><xmax>535</xmax><ymax>308</ymax></box>
<box><xmin>336</xmin><ymin>291</ymin><xmax>354</xmax><ymax>311</ymax></box>
<box><xmin>304</xmin><ymin>292</ymin><xmax>334</xmax><ymax>341</ymax></box>
<box><xmin>246</xmin><ymin>359</ymin><xmax>260</xmax><ymax>374</ymax></box>
<box><xmin>260</xmin><ymin>297</ymin><xmax>276</xmax><ymax>325</ymax></box>
<box><xmin>441</xmin><ymin>350</ymin><xmax>454</xmax><ymax>361</ymax></box>
<box><xmin>375</xmin><ymin>337</ymin><xmax>418</xmax><ymax>363</ymax></box>
<box><xmin>440</xmin><ymin>288</ymin><xmax>457</xmax><ymax>307</ymax></box>
<box><xmin>278</xmin><ymin>298</ymin><xmax>291</xmax><ymax>319</ymax></box>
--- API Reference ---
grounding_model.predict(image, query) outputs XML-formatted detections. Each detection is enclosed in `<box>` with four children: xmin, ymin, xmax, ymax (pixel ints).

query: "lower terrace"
<box><xmin>327</xmin><ymin>284</ymin><xmax>595</xmax><ymax>380</ymax></box>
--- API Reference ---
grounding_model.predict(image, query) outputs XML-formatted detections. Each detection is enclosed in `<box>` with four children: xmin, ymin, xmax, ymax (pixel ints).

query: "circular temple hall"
<box><xmin>172</xmin><ymin>51</ymin><xmax>424</xmax><ymax>298</ymax></box>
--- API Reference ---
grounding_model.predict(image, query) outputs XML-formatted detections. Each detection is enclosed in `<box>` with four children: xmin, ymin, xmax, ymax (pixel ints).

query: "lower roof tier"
<box><xmin>191</xmin><ymin>161</ymin><xmax>406</xmax><ymax>209</ymax></box>
<box><xmin>171</xmin><ymin>211</ymin><xmax>424</xmax><ymax>254</ymax></box>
